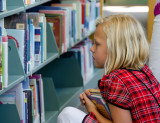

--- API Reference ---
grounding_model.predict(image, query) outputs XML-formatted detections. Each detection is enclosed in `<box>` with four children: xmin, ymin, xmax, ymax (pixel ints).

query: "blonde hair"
<box><xmin>96</xmin><ymin>14</ymin><xmax>149</xmax><ymax>74</ymax></box>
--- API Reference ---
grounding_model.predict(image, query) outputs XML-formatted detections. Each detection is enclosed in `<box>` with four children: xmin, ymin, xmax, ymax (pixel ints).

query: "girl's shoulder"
<box><xmin>101</xmin><ymin>65</ymin><xmax>151</xmax><ymax>84</ymax></box>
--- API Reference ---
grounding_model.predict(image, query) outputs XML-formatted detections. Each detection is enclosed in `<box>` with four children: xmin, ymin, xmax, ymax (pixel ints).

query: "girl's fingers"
<box><xmin>79</xmin><ymin>93</ymin><xmax>86</xmax><ymax>105</ymax></box>
<box><xmin>85</xmin><ymin>89</ymin><xmax>91</xmax><ymax>95</ymax></box>
<box><xmin>82</xmin><ymin>92</ymin><xmax>89</xmax><ymax>101</ymax></box>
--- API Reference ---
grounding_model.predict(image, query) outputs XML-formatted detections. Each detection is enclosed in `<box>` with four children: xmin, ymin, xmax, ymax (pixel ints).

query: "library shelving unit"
<box><xmin>0</xmin><ymin>0</ymin><xmax>103</xmax><ymax>123</ymax></box>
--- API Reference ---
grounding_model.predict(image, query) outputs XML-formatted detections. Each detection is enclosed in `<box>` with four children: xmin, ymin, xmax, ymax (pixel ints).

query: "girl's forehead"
<box><xmin>94</xmin><ymin>25</ymin><xmax>106</xmax><ymax>40</ymax></box>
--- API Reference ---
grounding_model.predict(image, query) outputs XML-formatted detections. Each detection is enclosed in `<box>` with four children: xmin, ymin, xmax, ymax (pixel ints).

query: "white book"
<box><xmin>62</xmin><ymin>0</ymin><xmax>82</xmax><ymax>41</ymax></box>
<box><xmin>39</xmin><ymin>13</ymin><xmax>47</xmax><ymax>61</ymax></box>
<box><xmin>29</xmin><ymin>79</ymin><xmax>39</xmax><ymax>119</ymax></box>
<box><xmin>40</xmin><ymin>78</ymin><xmax>45</xmax><ymax>122</ymax></box>
<box><xmin>2</xmin><ymin>34</ymin><xmax>8</xmax><ymax>88</ymax></box>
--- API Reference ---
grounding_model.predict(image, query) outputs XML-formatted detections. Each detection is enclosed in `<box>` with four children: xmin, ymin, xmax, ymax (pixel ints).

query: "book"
<box><xmin>87</xmin><ymin>89</ymin><xmax>112</xmax><ymax>120</ymax></box>
<box><xmin>29</xmin><ymin>78</ymin><xmax>39</xmax><ymax>122</ymax></box>
<box><xmin>0</xmin><ymin>27</ymin><xmax>2</xmax><ymax>89</ymax></box>
<box><xmin>29</xmin><ymin>74</ymin><xmax>45</xmax><ymax>122</ymax></box>
<box><xmin>62</xmin><ymin>0</ymin><xmax>82</xmax><ymax>40</ymax></box>
<box><xmin>39</xmin><ymin>13</ymin><xmax>47</xmax><ymax>61</ymax></box>
<box><xmin>27</xmin><ymin>6</ymin><xmax>62</xmax><ymax>12</ymax></box>
<box><xmin>2</xmin><ymin>35</ymin><xmax>8</xmax><ymax>88</ymax></box>
<box><xmin>34</xmin><ymin>27</ymin><xmax>41</xmax><ymax>67</ymax></box>
<box><xmin>0</xmin><ymin>0</ymin><xmax>6</xmax><ymax>12</ymax></box>
<box><xmin>28</xmin><ymin>19</ymin><xmax>35</xmax><ymax>70</ymax></box>
<box><xmin>39</xmin><ymin>10</ymin><xmax>66</xmax><ymax>52</ymax></box>
<box><xmin>23</xmin><ymin>90</ymin><xmax>33</xmax><ymax>123</ymax></box>
<box><xmin>46</xmin><ymin>15</ymin><xmax>62</xmax><ymax>52</ymax></box>
<box><xmin>4</xmin><ymin>13</ymin><xmax>29</xmax><ymax>73</ymax></box>
<box><xmin>51</xmin><ymin>3</ymin><xmax>78</xmax><ymax>43</ymax></box>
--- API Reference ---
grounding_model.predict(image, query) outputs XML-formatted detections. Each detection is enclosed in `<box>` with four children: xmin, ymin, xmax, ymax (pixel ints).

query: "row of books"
<box><xmin>0</xmin><ymin>26</ymin><xmax>8</xmax><ymax>89</ymax></box>
<box><xmin>28</xmin><ymin>0</ymin><xmax>100</xmax><ymax>53</ymax></box>
<box><xmin>4</xmin><ymin>2</ymin><xmax>99</xmax><ymax>73</ymax></box>
<box><xmin>61</xmin><ymin>38</ymin><xmax>94</xmax><ymax>82</ymax></box>
<box><xmin>0</xmin><ymin>74</ymin><xmax>45</xmax><ymax>123</ymax></box>
<box><xmin>0</xmin><ymin>0</ymin><xmax>6</xmax><ymax>12</ymax></box>
<box><xmin>3</xmin><ymin>12</ymin><xmax>47</xmax><ymax>74</ymax></box>
<box><xmin>0</xmin><ymin>0</ymin><xmax>99</xmax><ymax>87</ymax></box>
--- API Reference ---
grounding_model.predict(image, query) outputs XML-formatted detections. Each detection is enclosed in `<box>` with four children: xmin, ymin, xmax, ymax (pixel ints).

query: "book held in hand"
<box><xmin>87</xmin><ymin>89</ymin><xmax>112</xmax><ymax>120</ymax></box>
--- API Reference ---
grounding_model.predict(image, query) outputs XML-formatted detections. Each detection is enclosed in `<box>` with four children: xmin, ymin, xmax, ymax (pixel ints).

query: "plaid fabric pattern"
<box><xmin>99</xmin><ymin>65</ymin><xmax>160</xmax><ymax>122</ymax></box>
<box><xmin>82</xmin><ymin>112</ymin><xmax>98</xmax><ymax>123</ymax></box>
<box><xmin>83</xmin><ymin>65</ymin><xmax>160</xmax><ymax>123</ymax></box>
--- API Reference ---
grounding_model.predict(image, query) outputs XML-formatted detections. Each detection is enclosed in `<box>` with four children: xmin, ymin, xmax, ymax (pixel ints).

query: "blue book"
<box><xmin>34</xmin><ymin>27</ymin><xmax>41</xmax><ymax>67</ymax></box>
<box><xmin>39</xmin><ymin>22</ymin><xmax>43</xmax><ymax>63</ymax></box>
<box><xmin>0</xmin><ymin>0</ymin><xmax>2</xmax><ymax>11</ymax></box>
<box><xmin>22</xmin><ymin>77</ymin><xmax>30</xmax><ymax>90</ymax></box>
<box><xmin>72</xmin><ymin>10</ymin><xmax>77</xmax><ymax>43</ymax></box>
<box><xmin>27</xmin><ymin>6</ymin><xmax>62</xmax><ymax>12</ymax></box>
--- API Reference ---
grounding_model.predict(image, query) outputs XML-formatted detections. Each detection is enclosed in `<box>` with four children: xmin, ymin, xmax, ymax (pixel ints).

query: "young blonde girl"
<box><xmin>58</xmin><ymin>14</ymin><xmax>160</xmax><ymax>123</ymax></box>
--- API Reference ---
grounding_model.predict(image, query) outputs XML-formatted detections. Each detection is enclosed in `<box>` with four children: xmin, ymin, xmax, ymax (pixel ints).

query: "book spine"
<box><xmin>2</xmin><ymin>36</ymin><xmax>8</xmax><ymax>88</ymax></box>
<box><xmin>0</xmin><ymin>32</ymin><xmax>2</xmax><ymax>89</ymax></box>
<box><xmin>39</xmin><ymin>22</ymin><xmax>44</xmax><ymax>63</ymax></box>
<box><xmin>34</xmin><ymin>27</ymin><xmax>41</xmax><ymax>67</ymax></box>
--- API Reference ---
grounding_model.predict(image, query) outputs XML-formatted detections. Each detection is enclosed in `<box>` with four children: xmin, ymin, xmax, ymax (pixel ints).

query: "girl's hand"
<box><xmin>79</xmin><ymin>89</ymin><xmax>92</xmax><ymax>105</ymax></box>
<box><xmin>82</xmin><ymin>92</ymin><xmax>97</xmax><ymax>113</ymax></box>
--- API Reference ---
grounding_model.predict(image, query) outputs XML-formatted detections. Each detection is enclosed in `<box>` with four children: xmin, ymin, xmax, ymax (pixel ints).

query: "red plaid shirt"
<box><xmin>83</xmin><ymin>65</ymin><xmax>160</xmax><ymax>123</ymax></box>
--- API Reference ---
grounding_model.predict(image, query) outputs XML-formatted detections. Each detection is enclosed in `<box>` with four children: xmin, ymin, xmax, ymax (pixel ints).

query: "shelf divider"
<box><xmin>47</xmin><ymin>23</ymin><xmax>59</xmax><ymax>57</ymax></box>
<box><xmin>0</xmin><ymin>104</ymin><xmax>21</xmax><ymax>123</ymax></box>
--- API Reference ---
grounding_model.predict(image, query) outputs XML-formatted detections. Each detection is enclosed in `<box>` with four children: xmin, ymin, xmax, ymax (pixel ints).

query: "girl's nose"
<box><xmin>90</xmin><ymin>45</ymin><xmax>95</xmax><ymax>53</ymax></box>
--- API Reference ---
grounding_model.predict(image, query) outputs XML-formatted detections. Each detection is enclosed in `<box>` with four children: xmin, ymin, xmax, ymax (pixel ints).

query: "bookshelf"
<box><xmin>0</xmin><ymin>0</ymin><xmax>103</xmax><ymax>123</ymax></box>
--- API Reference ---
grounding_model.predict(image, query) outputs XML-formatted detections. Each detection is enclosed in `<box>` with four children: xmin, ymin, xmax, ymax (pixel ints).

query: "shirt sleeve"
<box><xmin>99</xmin><ymin>74</ymin><xmax>132</xmax><ymax>110</ymax></box>
<box><xmin>82</xmin><ymin>112</ymin><xmax>99</xmax><ymax>123</ymax></box>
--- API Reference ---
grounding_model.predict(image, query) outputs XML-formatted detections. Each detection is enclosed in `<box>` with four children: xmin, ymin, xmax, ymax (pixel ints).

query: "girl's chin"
<box><xmin>94</xmin><ymin>64</ymin><xmax>103</xmax><ymax>68</ymax></box>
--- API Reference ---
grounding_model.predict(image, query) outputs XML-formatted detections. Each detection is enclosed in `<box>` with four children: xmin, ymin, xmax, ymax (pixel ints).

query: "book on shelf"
<box><xmin>4</xmin><ymin>13</ymin><xmax>29</xmax><ymax>74</ymax></box>
<box><xmin>23</xmin><ymin>89</ymin><xmax>33</xmax><ymax>123</ymax></box>
<box><xmin>29</xmin><ymin>78</ymin><xmax>40</xmax><ymax>123</ymax></box>
<box><xmin>0</xmin><ymin>0</ymin><xmax>6</xmax><ymax>12</ymax></box>
<box><xmin>39</xmin><ymin>13</ymin><xmax>47</xmax><ymax>61</ymax></box>
<box><xmin>61</xmin><ymin>38</ymin><xmax>93</xmax><ymax>82</ymax></box>
<box><xmin>62</xmin><ymin>0</ymin><xmax>82</xmax><ymax>41</ymax></box>
<box><xmin>34</xmin><ymin>27</ymin><xmax>41</xmax><ymax>67</ymax></box>
<box><xmin>87</xmin><ymin>89</ymin><xmax>112</xmax><ymax>120</ymax></box>
<box><xmin>51</xmin><ymin>3</ymin><xmax>77</xmax><ymax>44</ymax></box>
<box><xmin>29</xmin><ymin>74</ymin><xmax>45</xmax><ymax>122</ymax></box>
<box><xmin>28</xmin><ymin>12</ymin><xmax>40</xmax><ymax>71</ymax></box>
<box><xmin>51</xmin><ymin>4</ymin><xmax>74</xmax><ymax>47</ymax></box>
<box><xmin>24</xmin><ymin>0</ymin><xmax>36</xmax><ymax>5</ymax></box>
<box><xmin>0</xmin><ymin>27</ymin><xmax>2</xmax><ymax>89</ymax></box>
<box><xmin>39</xmin><ymin>15</ymin><xmax>45</xmax><ymax>62</ymax></box>
<box><xmin>28</xmin><ymin>19</ymin><xmax>35</xmax><ymax>71</ymax></box>
<box><xmin>28</xmin><ymin>6</ymin><xmax>62</xmax><ymax>12</ymax></box>
<box><xmin>45</xmin><ymin>15</ymin><xmax>62</xmax><ymax>52</ymax></box>
<box><xmin>39</xmin><ymin>10</ymin><xmax>67</xmax><ymax>53</ymax></box>
<box><xmin>2</xmin><ymin>30</ymin><xmax>8</xmax><ymax>88</ymax></box>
